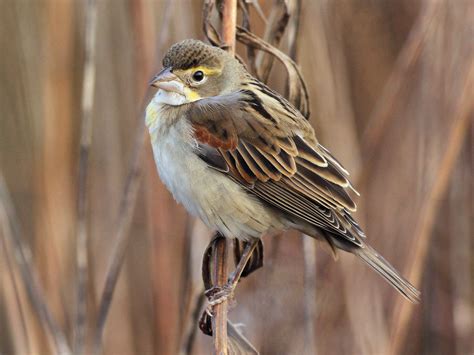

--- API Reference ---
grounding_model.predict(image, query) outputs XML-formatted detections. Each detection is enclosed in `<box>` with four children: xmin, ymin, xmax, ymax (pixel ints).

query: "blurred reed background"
<box><xmin>0</xmin><ymin>0</ymin><xmax>473</xmax><ymax>354</ymax></box>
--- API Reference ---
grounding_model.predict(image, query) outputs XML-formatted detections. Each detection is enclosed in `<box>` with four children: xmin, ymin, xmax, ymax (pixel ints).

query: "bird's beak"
<box><xmin>149</xmin><ymin>68</ymin><xmax>185</xmax><ymax>96</ymax></box>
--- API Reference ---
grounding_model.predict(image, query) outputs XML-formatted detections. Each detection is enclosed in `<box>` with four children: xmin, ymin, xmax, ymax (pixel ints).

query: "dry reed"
<box><xmin>0</xmin><ymin>1</ymin><xmax>472</xmax><ymax>354</ymax></box>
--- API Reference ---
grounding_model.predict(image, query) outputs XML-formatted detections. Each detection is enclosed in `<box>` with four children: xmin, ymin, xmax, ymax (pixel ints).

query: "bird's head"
<box><xmin>150</xmin><ymin>39</ymin><xmax>244</xmax><ymax>106</ymax></box>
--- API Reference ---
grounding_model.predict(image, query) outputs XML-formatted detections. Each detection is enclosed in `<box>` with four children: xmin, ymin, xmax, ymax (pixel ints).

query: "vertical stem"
<box><xmin>212</xmin><ymin>237</ymin><xmax>228</xmax><ymax>355</ymax></box>
<box><xmin>388</xmin><ymin>67</ymin><xmax>474</xmax><ymax>355</ymax></box>
<box><xmin>212</xmin><ymin>2</ymin><xmax>237</xmax><ymax>353</ymax></box>
<box><xmin>92</xmin><ymin>127</ymin><xmax>147</xmax><ymax>354</ymax></box>
<box><xmin>75</xmin><ymin>0</ymin><xmax>98</xmax><ymax>353</ymax></box>
<box><xmin>222</xmin><ymin>0</ymin><xmax>237</xmax><ymax>52</ymax></box>
<box><xmin>0</xmin><ymin>174</ymin><xmax>72</xmax><ymax>355</ymax></box>
<box><xmin>288</xmin><ymin>3</ymin><xmax>316</xmax><ymax>351</ymax></box>
<box><xmin>92</xmin><ymin>1</ymin><xmax>171</xmax><ymax>351</ymax></box>
<box><xmin>302</xmin><ymin>237</ymin><xmax>317</xmax><ymax>354</ymax></box>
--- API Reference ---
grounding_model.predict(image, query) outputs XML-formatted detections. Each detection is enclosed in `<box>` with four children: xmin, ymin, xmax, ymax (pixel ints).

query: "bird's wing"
<box><xmin>185</xmin><ymin>86</ymin><xmax>365</xmax><ymax>245</ymax></box>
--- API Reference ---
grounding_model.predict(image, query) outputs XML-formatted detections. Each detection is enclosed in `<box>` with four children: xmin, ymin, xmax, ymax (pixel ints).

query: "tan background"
<box><xmin>0</xmin><ymin>0</ymin><xmax>472</xmax><ymax>354</ymax></box>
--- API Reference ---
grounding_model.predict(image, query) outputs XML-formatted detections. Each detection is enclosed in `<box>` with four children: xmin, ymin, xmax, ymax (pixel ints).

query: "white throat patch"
<box><xmin>153</xmin><ymin>89</ymin><xmax>188</xmax><ymax>106</ymax></box>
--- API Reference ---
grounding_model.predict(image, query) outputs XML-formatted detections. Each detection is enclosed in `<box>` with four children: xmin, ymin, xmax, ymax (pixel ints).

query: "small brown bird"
<box><xmin>146</xmin><ymin>39</ymin><xmax>420</xmax><ymax>303</ymax></box>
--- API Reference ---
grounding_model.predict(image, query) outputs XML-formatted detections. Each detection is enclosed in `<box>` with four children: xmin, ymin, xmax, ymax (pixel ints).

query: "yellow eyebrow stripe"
<box><xmin>189</xmin><ymin>65</ymin><xmax>222</xmax><ymax>76</ymax></box>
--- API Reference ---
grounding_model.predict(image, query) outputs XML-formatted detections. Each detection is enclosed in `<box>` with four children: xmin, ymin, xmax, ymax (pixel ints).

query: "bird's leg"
<box><xmin>228</xmin><ymin>239</ymin><xmax>261</xmax><ymax>287</ymax></box>
<box><xmin>233</xmin><ymin>239</ymin><xmax>264</xmax><ymax>278</ymax></box>
<box><xmin>200</xmin><ymin>237</ymin><xmax>261</xmax><ymax>336</ymax></box>
<box><xmin>205</xmin><ymin>238</ymin><xmax>260</xmax><ymax>306</ymax></box>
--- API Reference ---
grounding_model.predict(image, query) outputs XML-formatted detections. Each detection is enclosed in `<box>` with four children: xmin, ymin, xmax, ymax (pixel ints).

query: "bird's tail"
<box><xmin>356</xmin><ymin>245</ymin><xmax>420</xmax><ymax>303</ymax></box>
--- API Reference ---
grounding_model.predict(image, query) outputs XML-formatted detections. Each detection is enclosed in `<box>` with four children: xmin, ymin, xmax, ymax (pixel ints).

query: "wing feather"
<box><xmin>184</xmin><ymin>86</ymin><xmax>363</xmax><ymax>245</ymax></box>
<box><xmin>229</xmin><ymin>150</ymin><xmax>256</xmax><ymax>184</ymax></box>
<box><xmin>236</xmin><ymin>144</ymin><xmax>270</xmax><ymax>182</ymax></box>
<box><xmin>241</xmin><ymin>143</ymin><xmax>282</xmax><ymax>181</ymax></box>
<box><xmin>296</xmin><ymin>157</ymin><xmax>348</xmax><ymax>186</ymax></box>
<box><xmin>293</xmin><ymin>136</ymin><xmax>328</xmax><ymax>167</ymax></box>
<box><xmin>296</xmin><ymin>165</ymin><xmax>356</xmax><ymax>212</ymax></box>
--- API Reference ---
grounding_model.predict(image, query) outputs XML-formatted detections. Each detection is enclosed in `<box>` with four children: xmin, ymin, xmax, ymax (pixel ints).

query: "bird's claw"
<box><xmin>200</xmin><ymin>285</ymin><xmax>236</xmax><ymax>337</ymax></box>
<box><xmin>205</xmin><ymin>284</ymin><xmax>234</xmax><ymax>306</ymax></box>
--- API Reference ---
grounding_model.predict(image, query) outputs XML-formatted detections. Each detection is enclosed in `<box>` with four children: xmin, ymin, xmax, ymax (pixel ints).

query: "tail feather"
<box><xmin>356</xmin><ymin>245</ymin><xmax>420</xmax><ymax>303</ymax></box>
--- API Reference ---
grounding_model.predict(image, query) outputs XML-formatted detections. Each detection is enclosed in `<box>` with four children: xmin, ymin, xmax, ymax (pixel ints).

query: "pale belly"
<box><xmin>148</xmin><ymin>117</ymin><xmax>283</xmax><ymax>240</ymax></box>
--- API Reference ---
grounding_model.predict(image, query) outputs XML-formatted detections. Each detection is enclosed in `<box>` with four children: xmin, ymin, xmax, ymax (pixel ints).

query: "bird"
<box><xmin>146</xmin><ymin>39</ymin><xmax>420</xmax><ymax>303</ymax></box>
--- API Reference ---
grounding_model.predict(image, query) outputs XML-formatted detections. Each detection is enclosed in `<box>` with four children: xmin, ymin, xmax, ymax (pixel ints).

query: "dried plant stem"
<box><xmin>93</xmin><ymin>126</ymin><xmax>147</xmax><ymax>354</ymax></box>
<box><xmin>388</xmin><ymin>65</ymin><xmax>474</xmax><ymax>355</ymax></box>
<box><xmin>222</xmin><ymin>0</ymin><xmax>237</xmax><ymax>52</ymax></box>
<box><xmin>92</xmin><ymin>1</ymin><xmax>173</xmax><ymax>349</ymax></box>
<box><xmin>0</xmin><ymin>174</ymin><xmax>72</xmax><ymax>355</ymax></box>
<box><xmin>180</xmin><ymin>291</ymin><xmax>206</xmax><ymax>355</ymax></box>
<box><xmin>289</xmin><ymin>4</ymin><xmax>316</xmax><ymax>349</ymax></box>
<box><xmin>302</xmin><ymin>237</ymin><xmax>317</xmax><ymax>354</ymax></box>
<box><xmin>0</xmin><ymin>222</ymin><xmax>31</xmax><ymax>354</ymax></box>
<box><xmin>255</xmin><ymin>0</ymin><xmax>289</xmax><ymax>83</ymax></box>
<box><xmin>179</xmin><ymin>218</ymin><xmax>212</xmax><ymax>354</ymax></box>
<box><xmin>360</xmin><ymin>0</ymin><xmax>438</xmax><ymax>164</ymax></box>
<box><xmin>210</xmin><ymin>1</ymin><xmax>237</xmax><ymax>354</ymax></box>
<box><xmin>74</xmin><ymin>0</ymin><xmax>98</xmax><ymax>353</ymax></box>
<box><xmin>212</xmin><ymin>237</ymin><xmax>229</xmax><ymax>355</ymax></box>
<box><xmin>287</xmin><ymin>0</ymin><xmax>302</xmax><ymax>61</ymax></box>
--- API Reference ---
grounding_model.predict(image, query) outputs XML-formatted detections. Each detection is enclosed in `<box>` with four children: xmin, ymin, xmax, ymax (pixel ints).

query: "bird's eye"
<box><xmin>192</xmin><ymin>70</ymin><xmax>204</xmax><ymax>82</ymax></box>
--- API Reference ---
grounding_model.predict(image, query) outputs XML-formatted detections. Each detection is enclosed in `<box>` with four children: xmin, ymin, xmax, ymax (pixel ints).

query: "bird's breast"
<box><xmin>145</xmin><ymin>102</ymin><xmax>284</xmax><ymax>239</ymax></box>
<box><xmin>147</xmin><ymin>110</ymin><xmax>209</xmax><ymax>219</ymax></box>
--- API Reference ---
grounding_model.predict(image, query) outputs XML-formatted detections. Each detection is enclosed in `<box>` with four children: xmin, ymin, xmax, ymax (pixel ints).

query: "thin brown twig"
<box><xmin>248</xmin><ymin>0</ymin><xmax>267</xmax><ymax>24</ymax></box>
<box><xmin>0</xmin><ymin>223</ymin><xmax>31</xmax><ymax>354</ymax></box>
<box><xmin>92</xmin><ymin>1</ymin><xmax>173</xmax><ymax>350</ymax></box>
<box><xmin>212</xmin><ymin>236</ymin><xmax>229</xmax><ymax>355</ymax></box>
<box><xmin>202</xmin><ymin>0</ymin><xmax>222</xmax><ymax>47</ymax></box>
<box><xmin>222</xmin><ymin>0</ymin><xmax>237</xmax><ymax>53</ymax></box>
<box><xmin>178</xmin><ymin>218</ymin><xmax>195</xmax><ymax>343</ymax></box>
<box><xmin>288</xmin><ymin>2</ymin><xmax>316</xmax><ymax>351</ymax></box>
<box><xmin>0</xmin><ymin>173</ymin><xmax>72</xmax><ymax>355</ymax></box>
<box><xmin>255</xmin><ymin>0</ymin><xmax>290</xmax><ymax>83</ymax></box>
<box><xmin>92</xmin><ymin>122</ymin><xmax>147</xmax><ymax>354</ymax></box>
<box><xmin>239</xmin><ymin>0</ymin><xmax>258</xmax><ymax>77</ymax></box>
<box><xmin>210</xmin><ymin>1</ymin><xmax>237</xmax><ymax>353</ymax></box>
<box><xmin>302</xmin><ymin>237</ymin><xmax>317</xmax><ymax>353</ymax></box>
<box><xmin>74</xmin><ymin>0</ymin><xmax>98</xmax><ymax>352</ymax></box>
<box><xmin>388</xmin><ymin>64</ymin><xmax>474</xmax><ymax>355</ymax></box>
<box><xmin>359</xmin><ymin>0</ymin><xmax>438</xmax><ymax>164</ymax></box>
<box><xmin>179</xmin><ymin>216</ymin><xmax>213</xmax><ymax>354</ymax></box>
<box><xmin>287</xmin><ymin>0</ymin><xmax>302</xmax><ymax>61</ymax></box>
<box><xmin>180</xmin><ymin>291</ymin><xmax>207</xmax><ymax>355</ymax></box>
<box><xmin>236</xmin><ymin>26</ymin><xmax>310</xmax><ymax>118</ymax></box>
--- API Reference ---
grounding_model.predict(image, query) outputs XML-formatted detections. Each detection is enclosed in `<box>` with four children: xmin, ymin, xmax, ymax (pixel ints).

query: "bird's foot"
<box><xmin>205</xmin><ymin>283</ymin><xmax>235</xmax><ymax>306</ymax></box>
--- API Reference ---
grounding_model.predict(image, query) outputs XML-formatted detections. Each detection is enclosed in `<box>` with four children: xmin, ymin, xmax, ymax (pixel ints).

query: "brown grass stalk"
<box><xmin>287</xmin><ymin>0</ymin><xmax>302</xmax><ymax>62</ymax></box>
<box><xmin>302</xmin><ymin>237</ymin><xmax>317</xmax><ymax>353</ymax></box>
<box><xmin>389</xmin><ymin>64</ymin><xmax>474</xmax><ymax>355</ymax></box>
<box><xmin>222</xmin><ymin>0</ymin><xmax>237</xmax><ymax>53</ymax></box>
<box><xmin>180</xmin><ymin>292</ymin><xmax>206</xmax><ymax>355</ymax></box>
<box><xmin>179</xmin><ymin>217</ymin><xmax>212</xmax><ymax>354</ymax></box>
<box><xmin>3</xmin><ymin>1</ymin><xmax>473</xmax><ymax>354</ymax></box>
<box><xmin>359</xmin><ymin>0</ymin><xmax>439</xmax><ymax>164</ymax></box>
<box><xmin>287</xmin><ymin>3</ymin><xmax>316</xmax><ymax>352</ymax></box>
<box><xmin>74</xmin><ymin>0</ymin><xmax>98</xmax><ymax>352</ymax></box>
<box><xmin>0</xmin><ymin>173</ymin><xmax>72</xmax><ymax>355</ymax></box>
<box><xmin>0</xmin><ymin>222</ymin><xmax>31</xmax><ymax>354</ymax></box>
<box><xmin>92</xmin><ymin>124</ymin><xmax>147</xmax><ymax>354</ymax></box>
<box><xmin>212</xmin><ymin>237</ymin><xmax>229</xmax><ymax>355</ymax></box>
<box><xmin>210</xmin><ymin>1</ymin><xmax>238</xmax><ymax>353</ymax></box>
<box><xmin>92</xmin><ymin>1</ymin><xmax>174</xmax><ymax>350</ymax></box>
<box><xmin>255</xmin><ymin>0</ymin><xmax>289</xmax><ymax>83</ymax></box>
